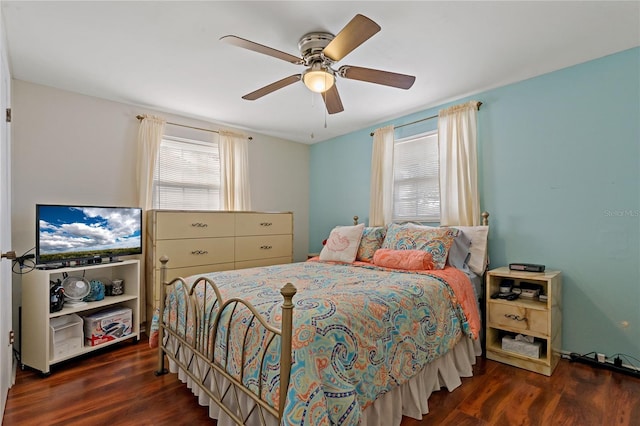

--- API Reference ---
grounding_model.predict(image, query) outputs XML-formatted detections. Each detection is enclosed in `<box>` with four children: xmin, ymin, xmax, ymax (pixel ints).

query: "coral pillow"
<box><xmin>319</xmin><ymin>223</ymin><xmax>365</xmax><ymax>263</ymax></box>
<box><xmin>373</xmin><ymin>249</ymin><xmax>435</xmax><ymax>271</ymax></box>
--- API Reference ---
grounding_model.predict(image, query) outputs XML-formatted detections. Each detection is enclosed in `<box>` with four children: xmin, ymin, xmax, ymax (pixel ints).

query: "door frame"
<box><xmin>0</xmin><ymin>8</ymin><xmax>14</xmax><ymax>417</ymax></box>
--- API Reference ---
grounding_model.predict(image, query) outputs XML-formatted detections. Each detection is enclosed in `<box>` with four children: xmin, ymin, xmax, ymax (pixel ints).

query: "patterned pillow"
<box><xmin>356</xmin><ymin>226</ymin><xmax>386</xmax><ymax>262</ymax></box>
<box><xmin>381</xmin><ymin>223</ymin><xmax>459</xmax><ymax>269</ymax></box>
<box><xmin>319</xmin><ymin>223</ymin><xmax>365</xmax><ymax>263</ymax></box>
<box><xmin>405</xmin><ymin>223</ymin><xmax>472</xmax><ymax>271</ymax></box>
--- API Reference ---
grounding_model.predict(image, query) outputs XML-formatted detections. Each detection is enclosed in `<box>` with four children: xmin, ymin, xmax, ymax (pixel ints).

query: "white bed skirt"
<box><xmin>166</xmin><ymin>336</ymin><xmax>481</xmax><ymax>425</ymax></box>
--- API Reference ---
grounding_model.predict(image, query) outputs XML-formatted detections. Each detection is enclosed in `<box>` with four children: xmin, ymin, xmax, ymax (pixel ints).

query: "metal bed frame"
<box><xmin>155</xmin><ymin>256</ymin><xmax>296</xmax><ymax>424</ymax></box>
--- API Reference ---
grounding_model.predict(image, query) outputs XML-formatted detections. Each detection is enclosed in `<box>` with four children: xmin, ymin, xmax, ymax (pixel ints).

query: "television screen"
<box><xmin>36</xmin><ymin>204</ymin><xmax>142</xmax><ymax>265</ymax></box>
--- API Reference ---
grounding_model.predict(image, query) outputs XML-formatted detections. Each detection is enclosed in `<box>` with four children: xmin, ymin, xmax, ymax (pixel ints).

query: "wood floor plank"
<box><xmin>4</xmin><ymin>337</ymin><xmax>640</xmax><ymax>425</ymax></box>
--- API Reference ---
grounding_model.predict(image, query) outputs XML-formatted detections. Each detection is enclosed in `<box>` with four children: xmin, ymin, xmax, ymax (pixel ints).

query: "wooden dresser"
<box><xmin>145</xmin><ymin>210</ymin><xmax>293</xmax><ymax>327</ymax></box>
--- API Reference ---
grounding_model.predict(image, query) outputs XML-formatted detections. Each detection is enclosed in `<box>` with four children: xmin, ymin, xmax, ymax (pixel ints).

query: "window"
<box><xmin>152</xmin><ymin>136</ymin><xmax>220</xmax><ymax>210</ymax></box>
<box><xmin>392</xmin><ymin>131</ymin><xmax>440</xmax><ymax>222</ymax></box>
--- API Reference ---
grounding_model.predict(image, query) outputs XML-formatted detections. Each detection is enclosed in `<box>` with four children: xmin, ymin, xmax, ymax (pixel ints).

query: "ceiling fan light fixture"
<box><xmin>303</xmin><ymin>65</ymin><xmax>335</xmax><ymax>93</ymax></box>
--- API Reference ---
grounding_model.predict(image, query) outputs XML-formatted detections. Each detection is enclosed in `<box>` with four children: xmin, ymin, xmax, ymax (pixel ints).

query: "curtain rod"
<box><xmin>136</xmin><ymin>115</ymin><xmax>252</xmax><ymax>140</ymax></box>
<box><xmin>370</xmin><ymin>101</ymin><xmax>482</xmax><ymax>136</ymax></box>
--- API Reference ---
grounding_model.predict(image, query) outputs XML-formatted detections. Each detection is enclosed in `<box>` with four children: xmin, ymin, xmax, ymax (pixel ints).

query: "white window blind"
<box><xmin>153</xmin><ymin>136</ymin><xmax>221</xmax><ymax>210</ymax></box>
<box><xmin>393</xmin><ymin>131</ymin><xmax>440</xmax><ymax>222</ymax></box>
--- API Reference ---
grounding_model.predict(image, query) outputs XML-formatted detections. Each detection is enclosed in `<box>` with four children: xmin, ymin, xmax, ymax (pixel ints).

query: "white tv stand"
<box><xmin>21</xmin><ymin>259</ymin><xmax>140</xmax><ymax>375</ymax></box>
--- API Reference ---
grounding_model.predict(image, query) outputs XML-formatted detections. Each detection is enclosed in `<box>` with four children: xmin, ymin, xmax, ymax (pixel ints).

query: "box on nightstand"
<box><xmin>502</xmin><ymin>335</ymin><xmax>541</xmax><ymax>358</ymax></box>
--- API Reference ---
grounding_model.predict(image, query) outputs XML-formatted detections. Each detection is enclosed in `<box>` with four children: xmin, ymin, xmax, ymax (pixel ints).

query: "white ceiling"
<box><xmin>2</xmin><ymin>1</ymin><xmax>639</xmax><ymax>144</ymax></box>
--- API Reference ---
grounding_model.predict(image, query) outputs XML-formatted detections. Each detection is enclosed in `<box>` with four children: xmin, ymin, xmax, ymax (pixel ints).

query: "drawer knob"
<box><xmin>504</xmin><ymin>314</ymin><xmax>527</xmax><ymax>322</ymax></box>
<box><xmin>260</xmin><ymin>222</ymin><xmax>273</xmax><ymax>227</ymax></box>
<box><xmin>260</xmin><ymin>245</ymin><xmax>272</xmax><ymax>250</ymax></box>
<box><xmin>191</xmin><ymin>250</ymin><xmax>209</xmax><ymax>255</ymax></box>
<box><xmin>191</xmin><ymin>222</ymin><xmax>209</xmax><ymax>228</ymax></box>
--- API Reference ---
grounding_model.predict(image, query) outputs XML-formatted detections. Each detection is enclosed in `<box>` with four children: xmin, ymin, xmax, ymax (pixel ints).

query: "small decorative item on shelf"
<box><xmin>111</xmin><ymin>279</ymin><xmax>124</xmax><ymax>295</ymax></box>
<box><xmin>84</xmin><ymin>278</ymin><xmax>107</xmax><ymax>302</ymax></box>
<box><xmin>49</xmin><ymin>279</ymin><xmax>65</xmax><ymax>313</ymax></box>
<box><xmin>499</xmin><ymin>279</ymin><xmax>514</xmax><ymax>293</ymax></box>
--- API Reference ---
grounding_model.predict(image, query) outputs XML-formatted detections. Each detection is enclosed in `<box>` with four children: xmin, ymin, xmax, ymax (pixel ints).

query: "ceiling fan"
<box><xmin>220</xmin><ymin>14</ymin><xmax>416</xmax><ymax>114</ymax></box>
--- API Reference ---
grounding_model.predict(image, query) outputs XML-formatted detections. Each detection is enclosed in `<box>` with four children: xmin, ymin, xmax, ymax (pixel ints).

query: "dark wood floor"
<box><xmin>4</xmin><ymin>335</ymin><xmax>640</xmax><ymax>425</ymax></box>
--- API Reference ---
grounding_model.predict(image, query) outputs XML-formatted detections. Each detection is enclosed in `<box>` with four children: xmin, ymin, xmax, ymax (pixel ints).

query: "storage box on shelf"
<box><xmin>485</xmin><ymin>266</ymin><xmax>562</xmax><ymax>376</ymax></box>
<box><xmin>21</xmin><ymin>259</ymin><xmax>140</xmax><ymax>375</ymax></box>
<box><xmin>49</xmin><ymin>314</ymin><xmax>83</xmax><ymax>359</ymax></box>
<box><xmin>83</xmin><ymin>307</ymin><xmax>133</xmax><ymax>347</ymax></box>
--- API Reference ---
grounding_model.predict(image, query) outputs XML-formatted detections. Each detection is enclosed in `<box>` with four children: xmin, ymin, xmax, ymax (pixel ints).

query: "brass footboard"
<box><xmin>155</xmin><ymin>256</ymin><xmax>296</xmax><ymax>424</ymax></box>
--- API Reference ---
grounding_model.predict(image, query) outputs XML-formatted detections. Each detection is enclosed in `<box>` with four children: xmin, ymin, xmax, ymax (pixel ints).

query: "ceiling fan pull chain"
<box><xmin>324</xmin><ymin>96</ymin><xmax>328</xmax><ymax>128</ymax></box>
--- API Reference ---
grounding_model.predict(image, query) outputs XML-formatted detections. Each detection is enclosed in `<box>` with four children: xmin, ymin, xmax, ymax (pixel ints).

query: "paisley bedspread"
<box><xmin>159</xmin><ymin>261</ymin><xmax>480</xmax><ymax>426</ymax></box>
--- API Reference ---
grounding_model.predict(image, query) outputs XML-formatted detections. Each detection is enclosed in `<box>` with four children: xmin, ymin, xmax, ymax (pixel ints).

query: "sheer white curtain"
<box><xmin>219</xmin><ymin>130</ymin><xmax>251</xmax><ymax>211</ymax></box>
<box><xmin>136</xmin><ymin>114</ymin><xmax>166</xmax><ymax>209</ymax></box>
<box><xmin>368</xmin><ymin>125</ymin><xmax>394</xmax><ymax>226</ymax></box>
<box><xmin>438</xmin><ymin>101</ymin><xmax>481</xmax><ymax>226</ymax></box>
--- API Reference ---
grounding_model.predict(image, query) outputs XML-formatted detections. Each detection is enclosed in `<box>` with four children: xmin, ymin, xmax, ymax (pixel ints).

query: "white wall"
<box><xmin>10</xmin><ymin>80</ymin><xmax>310</xmax><ymax>336</ymax></box>
<box><xmin>247</xmin><ymin>133</ymin><xmax>309</xmax><ymax>262</ymax></box>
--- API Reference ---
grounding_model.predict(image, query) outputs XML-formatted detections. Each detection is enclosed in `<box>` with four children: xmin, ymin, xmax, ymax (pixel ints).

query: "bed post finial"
<box><xmin>481</xmin><ymin>212</ymin><xmax>489</xmax><ymax>226</ymax></box>
<box><xmin>279</xmin><ymin>283</ymin><xmax>297</xmax><ymax>420</ymax></box>
<box><xmin>353</xmin><ymin>215</ymin><xmax>359</xmax><ymax>225</ymax></box>
<box><xmin>280</xmin><ymin>282</ymin><xmax>297</xmax><ymax>300</ymax></box>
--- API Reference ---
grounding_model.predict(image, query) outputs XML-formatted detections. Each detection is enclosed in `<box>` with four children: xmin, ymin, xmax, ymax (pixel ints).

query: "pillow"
<box><xmin>319</xmin><ymin>223</ymin><xmax>365</xmax><ymax>263</ymax></box>
<box><xmin>373</xmin><ymin>248</ymin><xmax>435</xmax><ymax>271</ymax></box>
<box><xmin>447</xmin><ymin>228</ymin><xmax>472</xmax><ymax>270</ymax></box>
<box><xmin>356</xmin><ymin>226</ymin><xmax>386</xmax><ymax>262</ymax></box>
<box><xmin>405</xmin><ymin>223</ymin><xmax>472</xmax><ymax>270</ymax></box>
<box><xmin>448</xmin><ymin>225</ymin><xmax>489</xmax><ymax>275</ymax></box>
<box><xmin>381</xmin><ymin>223</ymin><xmax>459</xmax><ymax>270</ymax></box>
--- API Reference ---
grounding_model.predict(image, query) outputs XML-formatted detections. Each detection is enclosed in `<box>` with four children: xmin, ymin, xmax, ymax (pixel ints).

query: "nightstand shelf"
<box><xmin>485</xmin><ymin>267</ymin><xmax>562</xmax><ymax>376</ymax></box>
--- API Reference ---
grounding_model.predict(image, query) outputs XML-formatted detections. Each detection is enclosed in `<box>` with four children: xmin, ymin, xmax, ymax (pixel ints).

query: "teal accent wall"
<box><xmin>309</xmin><ymin>47</ymin><xmax>640</xmax><ymax>358</ymax></box>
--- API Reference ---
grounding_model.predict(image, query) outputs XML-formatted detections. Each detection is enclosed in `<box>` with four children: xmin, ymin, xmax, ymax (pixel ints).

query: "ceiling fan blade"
<box><xmin>339</xmin><ymin>65</ymin><xmax>416</xmax><ymax>89</ymax></box>
<box><xmin>322</xmin><ymin>84</ymin><xmax>344</xmax><ymax>114</ymax></box>
<box><xmin>242</xmin><ymin>75</ymin><xmax>302</xmax><ymax>100</ymax></box>
<box><xmin>220</xmin><ymin>35</ymin><xmax>303</xmax><ymax>65</ymax></box>
<box><xmin>322</xmin><ymin>14</ymin><xmax>381</xmax><ymax>62</ymax></box>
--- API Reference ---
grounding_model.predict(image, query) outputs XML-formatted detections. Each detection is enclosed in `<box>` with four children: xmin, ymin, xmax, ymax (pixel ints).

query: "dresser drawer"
<box><xmin>154</xmin><ymin>211</ymin><xmax>235</xmax><ymax>239</ymax></box>
<box><xmin>155</xmin><ymin>237</ymin><xmax>235</xmax><ymax>268</ymax></box>
<box><xmin>235</xmin><ymin>235</ymin><xmax>292</xmax><ymax>261</ymax></box>
<box><xmin>235</xmin><ymin>213</ymin><xmax>292</xmax><ymax>236</ymax></box>
<box><xmin>488</xmin><ymin>303</ymin><xmax>548</xmax><ymax>336</ymax></box>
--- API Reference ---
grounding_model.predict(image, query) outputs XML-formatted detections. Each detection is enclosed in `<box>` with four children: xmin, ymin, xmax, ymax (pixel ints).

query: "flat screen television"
<box><xmin>36</xmin><ymin>204</ymin><xmax>143</xmax><ymax>266</ymax></box>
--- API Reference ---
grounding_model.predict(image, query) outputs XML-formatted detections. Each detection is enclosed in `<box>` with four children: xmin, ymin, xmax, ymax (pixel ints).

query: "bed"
<box><xmin>151</xmin><ymin>213</ymin><xmax>489</xmax><ymax>425</ymax></box>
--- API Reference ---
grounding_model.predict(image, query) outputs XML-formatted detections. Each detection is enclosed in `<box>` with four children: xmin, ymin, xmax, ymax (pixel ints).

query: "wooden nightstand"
<box><xmin>485</xmin><ymin>267</ymin><xmax>562</xmax><ymax>376</ymax></box>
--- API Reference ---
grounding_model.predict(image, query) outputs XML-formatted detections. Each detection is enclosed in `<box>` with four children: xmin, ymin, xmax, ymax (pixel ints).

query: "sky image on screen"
<box><xmin>37</xmin><ymin>205</ymin><xmax>142</xmax><ymax>263</ymax></box>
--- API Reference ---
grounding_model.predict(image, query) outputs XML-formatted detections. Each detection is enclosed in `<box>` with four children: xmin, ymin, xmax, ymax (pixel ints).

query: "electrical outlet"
<box><xmin>597</xmin><ymin>353</ymin><xmax>606</xmax><ymax>363</ymax></box>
